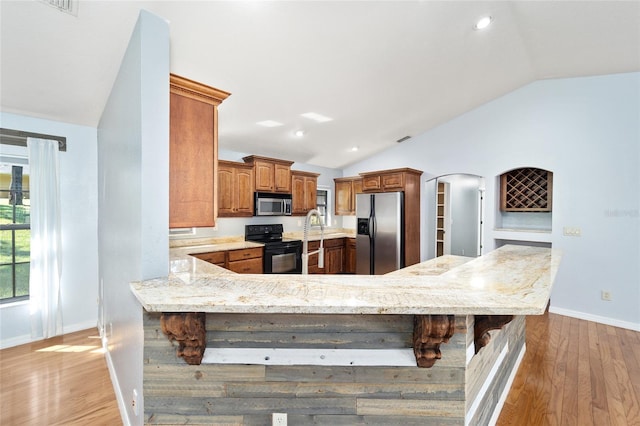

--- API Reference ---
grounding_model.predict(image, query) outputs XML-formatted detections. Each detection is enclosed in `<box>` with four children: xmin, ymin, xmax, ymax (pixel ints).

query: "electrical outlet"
<box><xmin>272</xmin><ymin>413</ymin><xmax>287</xmax><ymax>426</ymax></box>
<box><xmin>132</xmin><ymin>389</ymin><xmax>139</xmax><ymax>416</ymax></box>
<box><xmin>601</xmin><ymin>290</ymin><xmax>612</xmax><ymax>301</ymax></box>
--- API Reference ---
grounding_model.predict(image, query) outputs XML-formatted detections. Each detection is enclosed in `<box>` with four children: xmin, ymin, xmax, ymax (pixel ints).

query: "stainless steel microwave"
<box><xmin>254</xmin><ymin>192</ymin><xmax>292</xmax><ymax>216</ymax></box>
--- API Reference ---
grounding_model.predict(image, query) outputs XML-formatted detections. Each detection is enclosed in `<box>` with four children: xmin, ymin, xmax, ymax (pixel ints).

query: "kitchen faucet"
<box><xmin>302</xmin><ymin>209</ymin><xmax>324</xmax><ymax>274</ymax></box>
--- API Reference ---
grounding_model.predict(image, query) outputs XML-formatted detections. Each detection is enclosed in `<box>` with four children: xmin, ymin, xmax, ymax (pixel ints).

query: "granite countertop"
<box><xmin>131</xmin><ymin>244</ymin><xmax>562</xmax><ymax>316</ymax></box>
<box><xmin>169</xmin><ymin>229</ymin><xmax>354</xmax><ymax>257</ymax></box>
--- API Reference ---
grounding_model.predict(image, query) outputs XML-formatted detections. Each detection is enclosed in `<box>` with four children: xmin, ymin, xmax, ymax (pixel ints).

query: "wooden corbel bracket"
<box><xmin>412</xmin><ymin>315</ymin><xmax>456</xmax><ymax>368</ymax></box>
<box><xmin>160</xmin><ymin>312</ymin><xmax>206</xmax><ymax>365</ymax></box>
<box><xmin>474</xmin><ymin>315</ymin><xmax>513</xmax><ymax>354</ymax></box>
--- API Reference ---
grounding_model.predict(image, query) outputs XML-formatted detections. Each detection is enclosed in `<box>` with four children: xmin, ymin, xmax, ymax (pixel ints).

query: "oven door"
<box><xmin>264</xmin><ymin>242</ymin><xmax>302</xmax><ymax>274</ymax></box>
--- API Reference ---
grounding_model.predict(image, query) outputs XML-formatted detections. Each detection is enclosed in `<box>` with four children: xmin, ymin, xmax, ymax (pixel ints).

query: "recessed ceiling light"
<box><xmin>256</xmin><ymin>120</ymin><xmax>283</xmax><ymax>128</ymax></box>
<box><xmin>350</xmin><ymin>146</ymin><xmax>359</xmax><ymax>152</ymax></box>
<box><xmin>300</xmin><ymin>112</ymin><xmax>333</xmax><ymax>123</ymax></box>
<box><xmin>474</xmin><ymin>16</ymin><xmax>492</xmax><ymax>30</ymax></box>
<box><xmin>294</xmin><ymin>130</ymin><xmax>305</xmax><ymax>137</ymax></box>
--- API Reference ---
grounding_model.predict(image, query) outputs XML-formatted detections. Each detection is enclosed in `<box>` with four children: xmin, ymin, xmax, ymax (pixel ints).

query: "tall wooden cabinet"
<box><xmin>218</xmin><ymin>160</ymin><xmax>254</xmax><ymax>217</ymax></box>
<box><xmin>169</xmin><ymin>74</ymin><xmax>230</xmax><ymax>228</ymax></box>
<box><xmin>242</xmin><ymin>155</ymin><xmax>293</xmax><ymax>193</ymax></box>
<box><xmin>292</xmin><ymin>171</ymin><xmax>319</xmax><ymax>215</ymax></box>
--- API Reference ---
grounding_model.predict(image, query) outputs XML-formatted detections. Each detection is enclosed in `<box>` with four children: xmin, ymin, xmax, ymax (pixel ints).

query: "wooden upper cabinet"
<box><xmin>243</xmin><ymin>155</ymin><xmax>294</xmax><ymax>193</ymax></box>
<box><xmin>334</xmin><ymin>177</ymin><xmax>362</xmax><ymax>216</ymax></box>
<box><xmin>218</xmin><ymin>160</ymin><xmax>254</xmax><ymax>217</ymax></box>
<box><xmin>169</xmin><ymin>74</ymin><xmax>230</xmax><ymax>229</ymax></box>
<box><xmin>361</xmin><ymin>169</ymin><xmax>412</xmax><ymax>192</ymax></box>
<box><xmin>291</xmin><ymin>170</ymin><xmax>319</xmax><ymax>215</ymax></box>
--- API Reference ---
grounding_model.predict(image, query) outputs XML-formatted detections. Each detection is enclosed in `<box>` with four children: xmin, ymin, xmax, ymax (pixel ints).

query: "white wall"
<box><xmin>0</xmin><ymin>112</ymin><xmax>99</xmax><ymax>348</ymax></box>
<box><xmin>97</xmin><ymin>10</ymin><xmax>169</xmax><ymax>425</ymax></box>
<box><xmin>344</xmin><ymin>72</ymin><xmax>640</xmax><ymax>330</ymax></box>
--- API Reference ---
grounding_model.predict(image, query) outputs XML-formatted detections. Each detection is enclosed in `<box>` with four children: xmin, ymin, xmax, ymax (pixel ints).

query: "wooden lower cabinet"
<box><xmin>193</xmin><ymin>247</ymin><xmax>263</xmax><ymax>274</ymax></box>
<box><xmin>303</xmin><ymin>238</ymin><xmax>356</xmax><ymax>274</ymax></box>
<box><xmin>307</xmin><ymin>238</ymin><xmax>346</xmax><ymax>274</ymax></box>
<box><xmin>325</xmin><ymin>239</ymin><xmax>345</xmax><ymax>274</ymax></box>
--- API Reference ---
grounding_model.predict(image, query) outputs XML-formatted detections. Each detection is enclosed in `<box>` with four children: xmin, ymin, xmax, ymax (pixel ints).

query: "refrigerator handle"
<box><xmin>369</xmin><ymin>215</ymin><xmax>376</xmax><ymax>239</ymax></box>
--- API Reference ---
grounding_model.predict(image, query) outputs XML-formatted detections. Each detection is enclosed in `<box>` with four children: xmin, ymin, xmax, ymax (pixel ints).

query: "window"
<box><xmin>314</xmin><ymin>189</ymin><xmax>329</xmax><ymax>226</ymax></box>
<box><xmin>0</xmin><ymin>159</ymin><xmax>30</xmax><ymax>303</ymax></box>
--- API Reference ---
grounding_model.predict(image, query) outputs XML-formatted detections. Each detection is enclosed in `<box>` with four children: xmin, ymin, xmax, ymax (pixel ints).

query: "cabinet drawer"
<box><xmin>193</xmin><ymin>251</ymin><xmax>226</xmax><ymax>265</ymax></box>
<box><xmin>228</xmin><ymin>247</ymin><xmax>263</xmax><ymax>262</ymax></box>
<box><xmin>381</xmin><ymin>172</ymin><xmax>404</xmax><ymax>190</ymax></box>
<box><xmin>323</xmin><ymin>238</ymin><xmax>345</xmax><ymax>248</ymax></box>
<box><xmin>228</xmin><ymin>257</ymin><xmax>263</xmax><ymax>274</ymax></box>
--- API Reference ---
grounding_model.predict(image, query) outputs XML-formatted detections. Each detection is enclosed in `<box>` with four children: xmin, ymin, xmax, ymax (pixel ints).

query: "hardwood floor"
<box><xmin>497</xmin><ymin>313</ymin><xmax>640</xmax><ymax>426</ymax></box>
<box><xmin>1</xmin><ymin>313</ymin><xmax>638</xmax><ymax>425</ymax></box>
<box><xmin>0</xmin><ymin>328</ymin><xmax>121</xmax><ymax>426</ymax></box>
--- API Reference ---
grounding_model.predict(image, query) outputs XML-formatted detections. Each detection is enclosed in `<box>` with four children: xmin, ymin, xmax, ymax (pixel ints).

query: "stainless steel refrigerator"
<box><xmin>356</xmin><ymin>192</ymin><xmax>404</xmax><ymax>275</ymax></box>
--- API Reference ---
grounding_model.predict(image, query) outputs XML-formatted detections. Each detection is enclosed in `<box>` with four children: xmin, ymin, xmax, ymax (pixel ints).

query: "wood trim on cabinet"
<box><xmin>169</xmin><ymin>74</ymin><xmax>231</xmax><ymax>105</ymax></box>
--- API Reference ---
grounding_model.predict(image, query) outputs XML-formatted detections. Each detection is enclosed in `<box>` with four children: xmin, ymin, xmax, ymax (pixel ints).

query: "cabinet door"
<box><xmin>254</xmin><ymin>160</ymin><xmax>274</xmax><ymax>192</ymax></box>
<box><xmin>326</xmin><ymin>246</ymin><xmax>344</xmax><ymax>274</ymax></box>
<box><xmin>291</xmin><ymin>174</ymin><xmax>306</xmax><ymax>214</ymax></box>
<box><xmin>362</xmin><ymin>175</ymin><xmax>381</xmax><ymax>192</ymax></box>
<box><xmin>218</xmin><ymin>162</ymin><xmax>254</xmax><ymax>217</ymax></box>
<box><xmin>217</xmin><ymin>164</ymin><xmax>235</xmax><ymax>216</ymax></box>
<box><xmin>335</xmin><ymin>180</ymin><xmax>354</xmax><ymax>216</ymax></box>
<box><xmin>304</xmin><ymin>177</ymin><xmax>317</xmax><ymax>211</ymax></box>
<box><xmin>169</xmin><ymin>92</ymin><xmax>216</xmax><ymax>228</ymax></box>
<box><xmin>274</xmin><ymin>163</ymin><xmax>291</xmax><ymax>193</ymax></box>
<box><xmin>345</xmin><ymin>238</ymin><xmax>356</xmax><ymax>273</ymax></box>
<box><xmin>235</xmin><ymin>167</ymin><xmax>254</xmax><ymax>215</ymax></box>
<box><xmin>381</xmin><ymin>172</ymin><xmax>404</xmax><ymax>190</ymax></box>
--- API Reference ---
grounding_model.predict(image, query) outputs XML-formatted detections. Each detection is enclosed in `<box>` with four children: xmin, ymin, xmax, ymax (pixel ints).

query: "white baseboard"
<box><xmin>0</xmin><ymin>334</ymin><xmax>32</xmax><ymax>349</ymax></box>
<box><xmin>0</xmin><ymin>320</ymin><xmax>99</xmax><ymax>350</ymax></box>
<box><xmin>103</xmin><ymin>338</ymin><xmax>131</xmax><ymax>426</ymax></box>
<box><xmin>549</xmin><ymin>306</ymin><xmax>640</xmax><ymax>332</ymax></box>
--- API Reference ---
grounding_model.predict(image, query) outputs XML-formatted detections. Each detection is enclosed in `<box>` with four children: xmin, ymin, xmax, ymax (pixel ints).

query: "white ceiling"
<box><xmin>1</xmin><ymin>1</ymin><xmax>639</xmax><ymax>169</ymax></box>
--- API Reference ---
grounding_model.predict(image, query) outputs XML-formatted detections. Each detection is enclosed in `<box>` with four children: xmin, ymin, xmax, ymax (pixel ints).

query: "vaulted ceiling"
<box><xmin>1</xmin><ymin>1</ymin><xmax>639</xmax><ymax>168</ymax></box>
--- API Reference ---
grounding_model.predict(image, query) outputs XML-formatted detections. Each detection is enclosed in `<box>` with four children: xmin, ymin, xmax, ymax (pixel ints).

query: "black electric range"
<box><xmin>245</xmin><ymin>224</ymin><xmax>302</xmax><ymax>274</ymax></box>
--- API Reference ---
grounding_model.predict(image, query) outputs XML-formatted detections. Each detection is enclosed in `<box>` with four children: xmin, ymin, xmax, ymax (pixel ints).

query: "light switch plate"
<box><xmin>563</xmin><ymin>227</ymin><xmax>582</xmax><ymax>237</ymax></box>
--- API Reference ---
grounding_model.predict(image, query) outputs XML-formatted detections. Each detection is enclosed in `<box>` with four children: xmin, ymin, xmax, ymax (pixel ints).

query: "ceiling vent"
<box><xmin>396</xmin><ymin>136</ymin><xmax>411</xmax><ymax>143</ymax></box>
<box><xmin>39</xmin><ymin>0</ymin><xmax>79</xmax><ymax>16</ymax></box>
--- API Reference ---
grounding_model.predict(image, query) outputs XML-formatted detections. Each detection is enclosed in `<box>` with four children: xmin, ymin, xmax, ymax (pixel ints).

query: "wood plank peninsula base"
<box><xmin>133</xmin><ymin>245</ymin><xmax>562</xmax><ymax>424</ymax></box>
<box><xmin>159</xmin><ymin>312</ymin><xmax>509</xmax><ymax>369</ymax></box>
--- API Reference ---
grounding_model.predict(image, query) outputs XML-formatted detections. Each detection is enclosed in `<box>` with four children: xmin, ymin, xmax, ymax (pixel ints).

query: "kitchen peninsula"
<box><xmin>132</xmin><ymin>244</ymin><xmax>561</xmax><ymax>425</ymax></box>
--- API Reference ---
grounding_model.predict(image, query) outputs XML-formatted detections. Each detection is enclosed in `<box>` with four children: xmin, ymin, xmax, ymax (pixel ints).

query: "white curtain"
<box><xmin>27</xmin><ymin>137</ymin><xmax>63</xmax><ymax>339</ymax></box>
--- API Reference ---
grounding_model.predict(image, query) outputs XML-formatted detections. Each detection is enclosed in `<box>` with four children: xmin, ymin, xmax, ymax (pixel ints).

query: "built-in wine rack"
<box><xmin>500</xmin><ymin>168</ymin><xmax>553</xmax><ymax>212</ymax></box>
